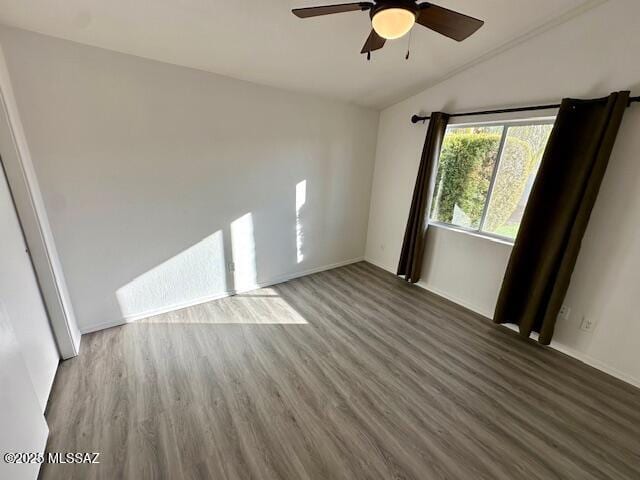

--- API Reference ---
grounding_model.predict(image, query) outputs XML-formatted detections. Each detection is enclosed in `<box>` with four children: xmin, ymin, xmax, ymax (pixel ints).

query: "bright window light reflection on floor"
<box><xmin>138</xmin><ymin>287</ymin><xmax>308</xmax><ymax>324</ymax></box>
<box><xmin>296</xmin><ymin>180</ymin><xmax>306</xmax><ymax>263</ymax></box>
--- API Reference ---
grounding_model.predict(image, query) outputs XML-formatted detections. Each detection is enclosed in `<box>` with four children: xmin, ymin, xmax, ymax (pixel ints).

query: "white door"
<box><xmin>0</xmin><ymin>162</ymin><xmax>58</xmax><ymax>479</ymax></box>
<box><xmin>0</xmin><ymin>302</ymin><xmax>49</xmax><ymax>480</ymax></box>
<box><xmin>0</xmin><ymin>160</ymin><xmax>58</xmax><ymax>408</ymax></box>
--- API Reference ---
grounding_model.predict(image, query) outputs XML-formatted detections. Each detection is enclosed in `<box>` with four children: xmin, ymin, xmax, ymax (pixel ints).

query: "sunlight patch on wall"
<box><xmin>231</xmin><ymin>212</ymin><xmax>258</xmax><ymax>292</ymax></box>
<box><xmin>116</xmin><ymin>230</ymin><xmax>226</xmax><ymax>320</ymax></box>
<box><xmin>296</xmin><ymin>180</ymin><xmax>306</xmax><ymax>263</ymax></box>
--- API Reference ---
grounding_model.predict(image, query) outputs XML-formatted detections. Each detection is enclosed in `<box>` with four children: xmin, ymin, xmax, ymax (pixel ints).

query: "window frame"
<box><xmin>428</xmin><ymin>116</ymin><xmax>556</xmax><ymax>244</ymax></box>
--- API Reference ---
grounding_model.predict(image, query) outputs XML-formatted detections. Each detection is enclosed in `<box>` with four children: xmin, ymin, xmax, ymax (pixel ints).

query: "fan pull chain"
<box><xmin>406</xmin><ymin>29</ymin><xmax>413</xmax><ymax>60</ymax></box>
<box><xmin>367</xmin><ymin>51</ymin><xmax>371</xmax><ymax>61</ymax></box>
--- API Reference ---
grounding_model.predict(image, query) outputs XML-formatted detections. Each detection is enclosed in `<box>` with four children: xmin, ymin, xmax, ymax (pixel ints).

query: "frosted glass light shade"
<box><xmin>372</xmin><ymin>8</ymin><xmax>415</xmax><ymax>40</ymax></box>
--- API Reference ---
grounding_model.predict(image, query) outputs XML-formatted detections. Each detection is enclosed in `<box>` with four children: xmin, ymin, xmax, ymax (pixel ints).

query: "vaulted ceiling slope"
<box><xmin>0</xmin><ymin>0</ymin><xmax>599</xmax><ymax>108</ymax></box>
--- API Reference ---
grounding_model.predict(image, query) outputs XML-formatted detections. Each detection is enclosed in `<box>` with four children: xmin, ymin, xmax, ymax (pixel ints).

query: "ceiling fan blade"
<box><xmin>416</xmin><ymin>2</ymin><xmax>484</xmax><ymax>41</ymax></box>
<box><xmin>360</xmin><ymin>29</ymin><xmax>386</xmax><ymax>54</ymax></box>
<box><xmin>292</xmin><ymin>2</ymin><xmax>373</xmax><ymax>18</ymax></box>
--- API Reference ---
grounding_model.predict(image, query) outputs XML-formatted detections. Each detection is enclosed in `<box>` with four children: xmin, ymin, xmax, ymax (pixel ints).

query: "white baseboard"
<box><xmin>500</xmin><ymin>323</ymin><xmax>640</xmax><ymax>389</ymax></box>
<box><xmin>415</xmin><ymin>283</ymin><xmax>494</xmax><ymax>319</ymax></box>
<box><xmin>362</xmin><ymin>256</ymin><xmax>394</xmax><ymax>275</ymax></box>
<box><xmin>80</xmin><ymin>318</ymin><xmax>133</xmax><ymax>335</ymax></box>
<box><xmin>79</xmin><ymin>257</ymin><xmax>364</xmax><ymax>335</ymax></box>
<box><xmin>549</xmin><ymin>341</ymin><xmax>640</xmax><ymax>389</ymax></box>
<box><xmin>364</xmin><ymin>257</ymin><xmax>494</xmax><ymax>317</ymax></box>
<box><xmin>364</xmin><ymin>256</ymin><xmax>640</xmax><ymax>390</ymax></box>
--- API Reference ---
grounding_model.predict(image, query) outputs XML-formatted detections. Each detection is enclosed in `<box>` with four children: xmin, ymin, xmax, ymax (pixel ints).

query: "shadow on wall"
<box><xmin>115</xmin><ymin>181</ymin><xmax>308</xmax><ymax>323</ymax></box>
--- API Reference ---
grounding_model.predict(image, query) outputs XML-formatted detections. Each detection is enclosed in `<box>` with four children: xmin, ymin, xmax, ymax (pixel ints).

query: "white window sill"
<box><xmin>428</xmin><ymin>221</ymin><xmax>515</xmax><ymax>247</ymax></box>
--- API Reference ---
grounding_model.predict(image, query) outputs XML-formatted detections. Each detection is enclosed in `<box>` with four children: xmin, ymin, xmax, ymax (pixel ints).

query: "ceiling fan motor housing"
<box><xmin>369</xmin><ymin>0</ymin><xmax>419</xmax><ymax>19</ymax></box>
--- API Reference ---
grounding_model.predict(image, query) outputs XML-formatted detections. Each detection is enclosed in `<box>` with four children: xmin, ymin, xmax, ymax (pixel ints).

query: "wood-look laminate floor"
<box><xmin>40</xmin><ymin>262</ymin><xmax>640</xmax><ymax>480</ymax></box>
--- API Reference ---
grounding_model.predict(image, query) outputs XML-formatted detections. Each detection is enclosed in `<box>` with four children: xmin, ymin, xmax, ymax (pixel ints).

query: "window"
<box><xmin>429</xmin><ymin>119</ymin><xmax>554</xmax><ymax>241</ymax></box>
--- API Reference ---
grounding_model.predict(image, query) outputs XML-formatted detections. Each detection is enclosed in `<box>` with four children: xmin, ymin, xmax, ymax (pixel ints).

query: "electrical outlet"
<box><xmin>227</xmin><ymin>261</ymin><xmax>235</xmax><ymax>273</ymax></box>
<box><xmin>558</xmin><ymin>305</ymin><xmax>571</xmax><ymax>320</ymax></box>
<box><xmin>580</xmin><ymin>315</ymin><xmax>596</xmax><ymax>332</ymax></box>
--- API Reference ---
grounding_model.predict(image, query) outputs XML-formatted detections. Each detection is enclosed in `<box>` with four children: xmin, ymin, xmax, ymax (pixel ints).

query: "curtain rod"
<box><xmin>410</xmin><ymin>96</ymin><xmax>640</xmax><ymax>124</ymax></box>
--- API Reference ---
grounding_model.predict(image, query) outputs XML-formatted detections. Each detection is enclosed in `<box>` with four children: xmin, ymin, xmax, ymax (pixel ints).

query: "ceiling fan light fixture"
<box><xmin>371</xmin><ymin>7</ymin><xmax>416</xmax><ymax>40</ymax></box>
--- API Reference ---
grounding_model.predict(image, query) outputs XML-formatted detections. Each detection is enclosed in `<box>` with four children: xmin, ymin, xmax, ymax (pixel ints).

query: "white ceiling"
<box><xmin>0</xmin><ymin>0</ymin><xmax>596</xmax><ymax>108</ymax></box>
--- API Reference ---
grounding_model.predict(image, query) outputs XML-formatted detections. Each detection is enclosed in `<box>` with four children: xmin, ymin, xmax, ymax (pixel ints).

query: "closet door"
<box><xmin>0</xmin><ymin>302</ymin><xmax>49</xmax><ymax>480</ymax></box>
<box><xmin>0</xmin><ymin>162</ymin><xmax>58</xmax><ymax>479</ymax></box>
<box><xmin>0</xmin><ymin>160</ymin><xmax>58</xmax><ymax>409</ymax></box>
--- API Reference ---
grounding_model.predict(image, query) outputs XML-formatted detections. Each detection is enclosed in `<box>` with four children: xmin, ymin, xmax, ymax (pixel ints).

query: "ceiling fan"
<box><xmin>292</xmin><ymin>1</ymin><xmax>484</xmax><ymax>59</ymax></box>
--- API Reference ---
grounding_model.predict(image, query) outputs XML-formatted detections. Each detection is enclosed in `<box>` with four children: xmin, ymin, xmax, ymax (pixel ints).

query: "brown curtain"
<box><xmin>494</xmin><ymin>91</ymin><xmax>630</xmax><ymax>344</ymax></box>
<box><xmin>397</xmin><ymin>112</ymin><xmax>449</xmax><ymax>283</ymax></box>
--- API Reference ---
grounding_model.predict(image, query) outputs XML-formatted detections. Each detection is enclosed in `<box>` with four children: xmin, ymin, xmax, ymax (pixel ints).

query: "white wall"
<box><xmin>366</xmin><ymin>0</ymin><xmax>640</xmax><ymax>386</ymax></box>
<box><xmin>0</xmin><ymin>26</ymin><xmax>379</xmax><ymax>333</ymax></box>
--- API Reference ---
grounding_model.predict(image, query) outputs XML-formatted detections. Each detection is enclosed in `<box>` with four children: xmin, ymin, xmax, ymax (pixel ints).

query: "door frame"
<box><xmin>0</xmin><ymin>46</ymin><xmax>80</xmax><ymax>358</ymax></box>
